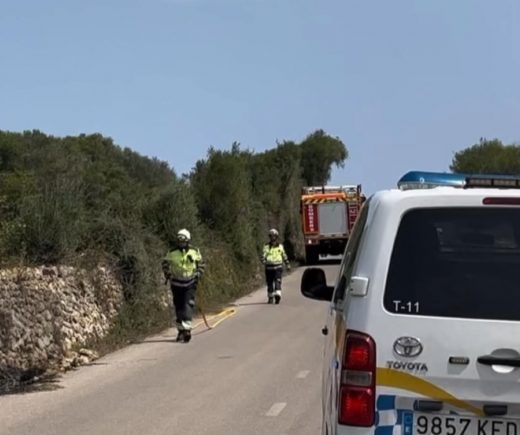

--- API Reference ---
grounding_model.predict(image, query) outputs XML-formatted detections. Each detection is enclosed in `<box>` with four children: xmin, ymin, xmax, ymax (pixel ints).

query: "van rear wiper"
<box><xmin>477</xmin><ymin>355</ymin><xmax>520</xmax><ymax>367</ymax></box>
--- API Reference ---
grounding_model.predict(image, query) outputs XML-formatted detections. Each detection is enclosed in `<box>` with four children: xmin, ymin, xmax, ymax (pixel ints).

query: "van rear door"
<box><xmin>375</xmin><ymin>206</ymin><xmax>520</xmax><ymax>435</ymax></box>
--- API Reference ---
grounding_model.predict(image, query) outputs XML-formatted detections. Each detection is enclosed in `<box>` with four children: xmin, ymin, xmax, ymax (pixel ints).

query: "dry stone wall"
<box><xmin>0</xmin><ymin>265</ymin><xmax>123</xmax><ymax>372</ymax></box>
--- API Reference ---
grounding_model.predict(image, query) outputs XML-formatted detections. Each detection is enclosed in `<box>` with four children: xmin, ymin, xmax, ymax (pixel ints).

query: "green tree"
<box><xmin>190</xmin><ymin>144</ymin><xmax>257</xmax><ymax>265</ymax></box>
<box><xmin>249</xmin><ymin>141</ymin><xmax>303</xmax><ymax>258</ymax></box>
<box><xmin>451</xmin><ymin>138</ymin><xmax>520</xmax><ymax>174</ymax></box>
<box><xmin>300</xmin><ymin>129</ymin><xmax>348</xmax><ymax>185</ymax></box>
<box><xmin>143</xmin><ymin>178</ymin><xmax>201</xmax><ymax>247</ymax></box>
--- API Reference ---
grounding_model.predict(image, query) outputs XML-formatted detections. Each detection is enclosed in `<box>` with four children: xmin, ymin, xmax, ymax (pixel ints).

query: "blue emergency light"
<box><xmin>397</xmin><ymin>171</ymin><xmax>466</xmax><ymax>190</ymax></box>
<box><xmin>398</xmin><ymin>171</ymin><xmax>520</xmax><ymax>190</ymax></box>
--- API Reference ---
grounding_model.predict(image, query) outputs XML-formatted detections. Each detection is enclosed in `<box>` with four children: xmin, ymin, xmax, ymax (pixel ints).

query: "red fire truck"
<box><xmin>301</xmin><ymin>185</ymin><xmax>364</xmax><ymax>264</ymax></box>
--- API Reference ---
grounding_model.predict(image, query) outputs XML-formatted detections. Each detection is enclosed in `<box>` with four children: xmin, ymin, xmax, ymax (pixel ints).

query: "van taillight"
<box><xmin>338</xmin><ymin>331</ymin><xmax>376</xmax><ymax>427</ymax></box>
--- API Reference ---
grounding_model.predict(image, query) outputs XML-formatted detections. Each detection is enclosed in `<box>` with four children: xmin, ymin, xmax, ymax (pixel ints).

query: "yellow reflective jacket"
<box><xmin>262</xmin><ymin>243</ymin><xmax>288</xmax><ymax>269</ymax></box>
<box><xmin>163</xmin><ymin>247</ymin><xmax>204</xmax><ymax>287</ymax></box>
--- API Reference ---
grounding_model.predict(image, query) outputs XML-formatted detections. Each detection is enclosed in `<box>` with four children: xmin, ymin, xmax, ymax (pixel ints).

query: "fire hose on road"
<box><xmin>165</xmin><ymin>278</ymin><xmax>237</xmax><ymax>331</ymax></box>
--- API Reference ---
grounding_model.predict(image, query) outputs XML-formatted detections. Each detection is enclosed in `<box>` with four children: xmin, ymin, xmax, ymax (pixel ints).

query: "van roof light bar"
<box><xmin>397</xmin><ymin>171</ymin><xmax>466</xmax><ymax>190</ymax></box>
<box><xmin>398</xmin><ymin>171</ymin><xmax>520</xmax><ymax>191</ymax></box>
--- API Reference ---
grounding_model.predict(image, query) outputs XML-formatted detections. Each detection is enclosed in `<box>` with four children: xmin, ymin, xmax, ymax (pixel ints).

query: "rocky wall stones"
<box><xmin>0</xmin><ymin>265</ymin><xmax>123</xmax><ymax>372</ymax></box>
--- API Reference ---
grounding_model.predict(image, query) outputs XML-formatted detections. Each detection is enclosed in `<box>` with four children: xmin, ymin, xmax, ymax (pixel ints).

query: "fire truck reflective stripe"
<box><xmin>302</xmin><ymin>198</ymin><xmax>348</xmax><ymax>204</ymax></box>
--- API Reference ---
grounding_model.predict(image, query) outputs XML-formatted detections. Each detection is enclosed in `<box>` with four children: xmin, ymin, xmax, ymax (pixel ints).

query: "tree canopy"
<box><xmin>451</xmin><ymin>138</ymin><xmax>520</xmax><ymax>174</ymax></box>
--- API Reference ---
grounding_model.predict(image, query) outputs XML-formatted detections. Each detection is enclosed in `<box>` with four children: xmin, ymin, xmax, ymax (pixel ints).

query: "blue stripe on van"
<box><xmin>375</xmin><ymin>395</ymin><xmax>409</xmax><ymax>434</ymax></box>
<box><xmin>377</xmin><ymin>395</ymin><xmax>396</xmax><ymax>411</ymax></box>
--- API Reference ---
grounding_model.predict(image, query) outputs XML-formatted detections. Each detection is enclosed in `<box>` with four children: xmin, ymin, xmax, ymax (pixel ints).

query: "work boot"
<box><xmin>274</xmin><ymin>294</ymin><xmax>281</xmax><ymax>304</ymax></box>
<box><xmin>183</xmin><ymin>330</ymin><xmax>192</xmax><ymax>343</ymax></box>
<box><xmin>175</xmin><ymin>331</ymin><xmax>185</xmax><ymax>342</ymax></box>
<box><xmin>268</xmin><ymin>296</ymin><xmax>274</xmax><ymax>304</ymax></box>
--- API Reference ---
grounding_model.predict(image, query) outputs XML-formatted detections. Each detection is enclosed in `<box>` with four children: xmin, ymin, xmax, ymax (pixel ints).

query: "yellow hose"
<box><xmin>192</xmin><ymin>307</ymin><xmax>237</xmax><ymax>330</ymax></box>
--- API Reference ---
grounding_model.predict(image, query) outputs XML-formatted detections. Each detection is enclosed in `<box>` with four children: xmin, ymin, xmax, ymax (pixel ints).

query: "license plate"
<box><xmin>403</xmin><ymin>412</ymin><xmax>520</xmax><ymax>435</ymax></box>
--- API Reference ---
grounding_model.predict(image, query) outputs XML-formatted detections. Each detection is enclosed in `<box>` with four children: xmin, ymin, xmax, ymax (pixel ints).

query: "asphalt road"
<box><xmin>0</xmin><ymin>264</ymin><xmax>340</xmax><ymax>435</ymax></box>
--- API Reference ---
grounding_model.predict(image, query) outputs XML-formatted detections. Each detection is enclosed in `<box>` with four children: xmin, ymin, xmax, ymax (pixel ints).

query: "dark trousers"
<box><xmin>265</xmin><ymin>267</ymin><xmax>283</xmax><ymax>295</ymax></box>
<box><xmin>171</xmin><ymin>284</ymin><xmax>196</xmax><ymax>331</ymax></box>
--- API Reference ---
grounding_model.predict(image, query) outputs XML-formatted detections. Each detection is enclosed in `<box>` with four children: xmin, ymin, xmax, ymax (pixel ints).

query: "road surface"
<box><xmin>0</xmin><ymin>264</ymin><xmax>340</xmax><ymax>435</ymax></box>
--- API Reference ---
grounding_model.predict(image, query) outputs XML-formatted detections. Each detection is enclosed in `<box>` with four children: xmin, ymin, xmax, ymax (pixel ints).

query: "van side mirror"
<box><xmin>301</xmin><ymin>268</ymin><xmax>334</xmax><ymax>301</ymax></box>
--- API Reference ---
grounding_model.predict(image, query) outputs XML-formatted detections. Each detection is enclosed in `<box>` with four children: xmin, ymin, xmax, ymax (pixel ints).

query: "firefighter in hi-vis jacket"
<box><xmin>162</xmin><ymin>229</ymin><xmax>205</xmax><ymax>343</ymax></box>
<box><xmin>261</xmin><ymin>228</ymin><xmax>290</xmax><ymax>304</ymax></box>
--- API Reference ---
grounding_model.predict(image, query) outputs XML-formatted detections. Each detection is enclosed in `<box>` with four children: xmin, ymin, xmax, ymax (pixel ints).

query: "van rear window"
<box><xmin>384</xmin><ymin>208</ymin><xmax>520</xmax><ymax>320</ymax></box>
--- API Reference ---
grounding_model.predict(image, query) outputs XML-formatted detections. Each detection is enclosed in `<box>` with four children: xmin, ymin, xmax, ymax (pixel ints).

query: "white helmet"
<box><xmin>268</xmin><ymin>228</ymin><xmax>279</xmax><ymax>237</ymax></box>
<box><xmin>177</xmin><ymin>229</ymin><xmax>191</xmax><ymax>241</ymax></box>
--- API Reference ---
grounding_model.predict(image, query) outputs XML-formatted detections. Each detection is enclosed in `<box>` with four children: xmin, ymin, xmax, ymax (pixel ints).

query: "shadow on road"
<box><xmin>0</xmin><ymin>368</ymin><xmax>62</xmax><ymax>396</ymax></box>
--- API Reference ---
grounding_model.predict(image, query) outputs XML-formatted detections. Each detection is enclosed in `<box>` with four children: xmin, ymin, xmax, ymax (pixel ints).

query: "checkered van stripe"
<box><xmin>375</xmin><ymin>395</ymin><xmax>412</xmax><ymax>435</ymax></box>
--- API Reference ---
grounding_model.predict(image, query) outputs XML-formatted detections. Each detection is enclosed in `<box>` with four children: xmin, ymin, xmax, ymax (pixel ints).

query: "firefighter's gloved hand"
<box><xmin>286</xmin><ymin>264</ymin><xmax>291</xmax><ymax>271</ymax></box>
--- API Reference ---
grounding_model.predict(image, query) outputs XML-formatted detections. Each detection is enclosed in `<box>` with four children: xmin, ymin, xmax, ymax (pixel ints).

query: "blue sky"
<box><xmin>1</xmin><ymin>0</ymin><xmax>519</xmax><ymax>194</ymax></box>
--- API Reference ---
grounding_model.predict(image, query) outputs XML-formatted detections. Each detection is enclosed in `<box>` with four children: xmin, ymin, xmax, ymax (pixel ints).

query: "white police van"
<box><xmin>301</xmin><ymin>171</ymin><xmax>520</xmax><ymax>435</ymax></box>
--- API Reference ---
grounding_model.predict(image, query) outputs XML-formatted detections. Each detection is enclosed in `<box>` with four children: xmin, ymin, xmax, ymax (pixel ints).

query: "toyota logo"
<box><xmin>393</xmin><ymin>337</ymin><xmax>423</xmax><ymax>357</ymax></box>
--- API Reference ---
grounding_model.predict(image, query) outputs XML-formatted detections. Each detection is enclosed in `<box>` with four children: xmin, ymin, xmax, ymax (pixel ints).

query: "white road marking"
<box><xmin>266</xmin><ymin>402</ymin><xmax>287</xmax><ymax>417</ymax></box>
<box><xmin>296</xmin><ymin>370</ymin><xmax>310</xmax><ymax>379</ymax></box>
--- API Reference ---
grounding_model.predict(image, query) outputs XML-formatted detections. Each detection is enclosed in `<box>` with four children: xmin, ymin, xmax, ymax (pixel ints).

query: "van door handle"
<box><xmin>322</xmin><ymin>326</ymin><xmax>328</xmax><ymax>336</ymax></box>
<box><xmin>477</xmin><ymin>355</ymin><xmax>520</xmax><ymax>367</ymax></box>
